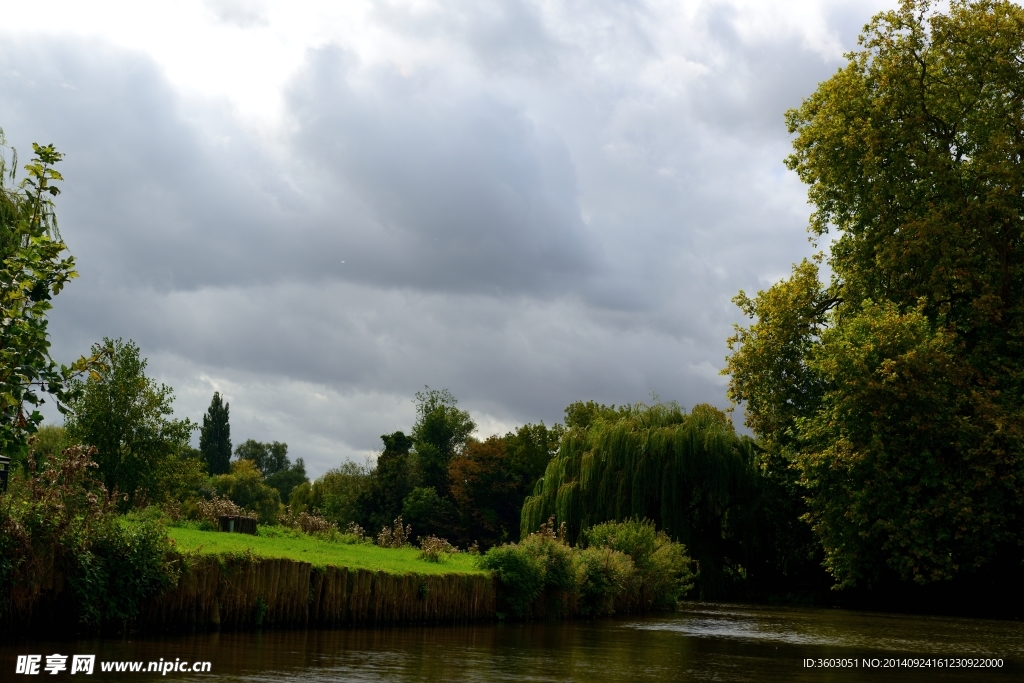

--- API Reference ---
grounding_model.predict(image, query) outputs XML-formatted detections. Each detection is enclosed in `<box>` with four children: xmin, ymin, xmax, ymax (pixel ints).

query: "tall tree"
<box><xmin>199</xmin><ymin>392</ymin><xmax>231</xmax><ymax>475</ymax></box>
<box><xmin>65</xmin><ymin>338</ymin><xmax>196</xmax><ymax>508</ymax></box>
<box><xmin>520</xmin><ymin>402</ymin><xmax>760</xmax><ymax>598</ymax></box>
<box><xmin>726</xmin><ymin>0</ymin><xmax>1024</xmax><ymax>590</ymax></box>
<box><xmin>233</xmin><ymin>439</ymin><xmax>307</xmax><ymax>504</ymax></box>
<box><xmin>410</xmin><ymin>387</ymin><xmax>475</xmax><ymax>494</ymax></box>
<box><xmin>0</xmin><ymin>134</ymin><xmax>99</xmax><ymax>462</ymax></box>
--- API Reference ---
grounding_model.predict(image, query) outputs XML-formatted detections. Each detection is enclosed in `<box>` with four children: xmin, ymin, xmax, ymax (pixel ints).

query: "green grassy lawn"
<box><xmin>166</xmin><ymin>527</ymin><xmax>487</xmax><ymax>576</ymax></box>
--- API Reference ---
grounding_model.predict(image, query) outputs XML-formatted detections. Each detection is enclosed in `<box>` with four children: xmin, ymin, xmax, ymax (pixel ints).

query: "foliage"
<box><xmin>479</xmin><ymin>516</ymin><xmax>692</xmax><ymax>619</ymax></box>
<box><xmin>0</xmin><ymin>136</ymin><xmax>101</xmax><ymax>463</ymax></box>
<box><xmin>28</xmin><ymin>424</ymin><xmax>69</xmax><ymax>469</ymax></box>
<box><xmin>166</xmin><ymin>526</ymin><xmax>487</xmax><ymax>575</ymax></box>
<box><xmin>360</xmin><ymin>432</ymin><xmax>415</xmax><ymax>532</ymax></box>
<box><xmin>189</xmin><ymin>494</ymin><xmax>255</xmax><ymax>529</ymax></box>
<box><xmin>376</xmin><ymin>516</ymin><xmax>412</xmax><ymax>548</ymax></box>
<box><xmin>212</xmin><ymin>459</ymin><xmax>280</xmax><ymax>525</ymax></box>
<box><xmin>293</xmin><ymin>460</ymin><xmax>369</xmax><ymax>528</ymax></box>
<box><xmin>411</xmin><ymin>387</ymin><xmax>475</xmax><ymax>493</ymax></box>
<box><xmin>402</xmin><ymin>486</ymin><xmax>456</xmax><ymax>541</ymax></box>
<box><xmin>477</xmin><ymin>544</ymin><xmax>544</xmax><ymax>618</ymax></box>
<box><xmin>520</xmin><ymin>401</ymin><xmax>759</xmax><ymax>597</ymax></box>
<box><xmin>725</xmin><ymin>0</ymin><xmax>1024</xmax><ymax>588</ymax></box>
<box><xmin>449</xmin><ymin>423</ymin><xmax>558</xmax><ymax>548</ymax></box>
<box><xmin>68</xmin><ymin>517</ymin><xmax>177</xmax><ymax>628</ymax></box>
<box><xmin>584</xmin><ymin>518</ymin><xmax>695</xmax><ymax>609</ymax></box>
<box><xmin>0</xmin><ymin>445</ymin><xmax>177</xmax><ymax>631</ymax></box>
<box><xmin>64</xmin><ymin>338</ymin><xmax>197</xmax><ymax>510</ymax></box>
<box><xmin>418</xmin><ymin>535</ymin><xmax>460</xmax><ymax>563</ymax></box>
<box><xmin>234</xmin><ymin>439</ymin><xmax>307</xmax><ymax>504</ymax></box>
<box><xmin>573</xmin><ymin>547</ymin><xmax>636</xmax><ymax>616</ymax></box>
<box><xmin>279</xmin><ymin>509</ymin><xmax>338</xmax><ymax>536</ymax></box>
<box><xmin>199</xmin><ymin>392</ymin><xmax>231</xmax><ymax>475</ymax></box>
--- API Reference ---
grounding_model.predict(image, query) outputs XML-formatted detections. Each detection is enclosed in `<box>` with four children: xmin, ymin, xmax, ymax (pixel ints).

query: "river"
<box><xmin>3</xmin><ymin>602</ymin><xmax>1022</xmax><ymax>681</ymax></box>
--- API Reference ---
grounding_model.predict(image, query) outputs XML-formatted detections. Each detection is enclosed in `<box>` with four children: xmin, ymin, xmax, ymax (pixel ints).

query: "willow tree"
<box><xmin>520</xmin><ymin>402</ymin><xmax>759</xmax><ymax>597</ymax></box>
<box><xmin>727</xmin><ymin>0</ymin><xmax>1024</xmax><ymax>591</ymax></box>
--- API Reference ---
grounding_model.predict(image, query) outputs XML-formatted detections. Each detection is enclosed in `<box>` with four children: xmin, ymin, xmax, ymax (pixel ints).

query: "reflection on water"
<box><xmin>3</xmin><ymin>603</ymin><xmax>1022</xmax><ymax>682</ymax></box>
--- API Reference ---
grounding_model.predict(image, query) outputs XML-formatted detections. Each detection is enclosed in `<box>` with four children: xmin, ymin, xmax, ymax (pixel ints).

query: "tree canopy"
<box><xmin>199</xmin><ymin>392</ymin><xmax>231</xmax><ymax>475</ymax></box>
<box><xmin>411</xmin><ymin>387</ymin><xmax>476</xmax><ymax>493</ymax></box>
<box><xmin>726</xmin><ymin>0</ymin><xmax>1024</xmax><ymax>589</ymax></box>
<box><xmin>233</xmin><ymin>439</ymin><xmax>307</xmax><ymax>504</ymax></box>
<box><xmin>0</xmin><ymin>134</ymin><xmax>98</xmax><ymax>462</ymax></box>
<box><xmin>65</xmin><ymin>338</ymin><xmax>198</xmax><ymax>508</ymax></box>
<box><xmin>520</xmin><ymin>401</ymin><xmax>760</xmax><ymax>597</ymax></box>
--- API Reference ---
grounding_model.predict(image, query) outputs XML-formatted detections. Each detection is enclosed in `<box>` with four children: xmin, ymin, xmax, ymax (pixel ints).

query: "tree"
<box><xmin>0</xmin><ymin>134</ymin><xmax>98</xmax><ymax>463</ymax></box>
<box><xmin>410</xmin><ymin>387</ymin><xmax>475</xmax><ymax>494</ymax></box>
<box><xmin>65</xmin><ymin>338</ymin><xmax>197</xmax><ymax>508</ymax></box>
<box><xmin>520</xmin><ymin>402</ymin><xmax>760</xmax><ymax>598</ymax></box>
<box><xmin>358</xmin><ymin>431</ymin><xmax>415</xmax><ymax>532</ymax></box>
<box><xmin>233</xmin><ymin>439</ymin><xmax>307</xmax><ymax>503</ymax></box>
<box><xmin>294</xmin><ymin>460</ymin><xmax>369</xmax><ymax>527</ymax></box>
<box><xmin>726</xmin><ymin>0</ymin><xmax>1024</xmax><ymax>590</ymax></box>
<box><xmin>212</xmin><ymin>459</ymin><xmax>280</xmax><ymax>524</ymax></box>
<box><xmin>449</xmin><ymin>423</ymin><xmax>559</xmax><ymax>548</ymax></box>
<box><xmin>199</xmin><ymin>392</ymin><xmax>231</xmax><ymax>475</ymax></box>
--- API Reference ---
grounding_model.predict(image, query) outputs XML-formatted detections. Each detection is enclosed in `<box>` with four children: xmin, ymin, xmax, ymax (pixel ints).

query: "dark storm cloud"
<box><xmin>286</xmin><ymin>46</ymin><xmax>597</xmax><ymax>296</ymax></box>
<box><xmin>0</xmin><ymin>2</ymin><xmax>890</xmax><ymax>474</ymax></box>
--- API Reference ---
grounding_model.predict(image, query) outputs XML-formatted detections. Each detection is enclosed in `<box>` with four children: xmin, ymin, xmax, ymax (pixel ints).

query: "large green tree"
<box><xmin>0</xmin><ymin>134</ymin><xmax>97</xmax><ymax>462</ymax></box>
<box><xmin>520</xmin><ymin>402</ymin><xmax>761</xmax><ymax>598</ymax></box>
<box><xmin>199</xmin><ymin>391</ymin><xmax>231</xmax><ymax>475</ymax></box>
<box><xmin>410</xmin><ymin>387</ymin><xmax>475</xmax><ymax>494</ymax></box>
<box><xmin>65</xmin><ymin>338</ymin><xmax>198</xmax><ymax>508</ymax></box>
<box><xmin>233</xmin><ymin>439</ymin><xmax>307</xmax><ymax>504</ymax></box>
<box><xmin>726</xmin><ymin>0</ymin><xmax>1024</xmax><ymax>589</ymax></box>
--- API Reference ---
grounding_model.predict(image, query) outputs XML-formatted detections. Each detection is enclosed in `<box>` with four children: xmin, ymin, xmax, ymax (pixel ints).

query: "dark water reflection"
<box><xmin>3</xmin><ymin>603</ymin><xmax>1023</xmax><ymax>682</ymax></box>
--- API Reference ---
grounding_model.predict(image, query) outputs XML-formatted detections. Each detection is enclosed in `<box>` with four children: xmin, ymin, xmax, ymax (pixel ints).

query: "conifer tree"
<box><xmin>200</xmin><ymin>392</ymin><xmax>231</xmax><ymax>475</ymax></box>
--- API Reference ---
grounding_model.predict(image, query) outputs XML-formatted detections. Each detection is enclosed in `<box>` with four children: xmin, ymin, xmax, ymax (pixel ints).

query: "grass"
<box><xmin>166</xmin><ymin>527</ymin><xmax>488</xmax><ymax>576</ymax></box>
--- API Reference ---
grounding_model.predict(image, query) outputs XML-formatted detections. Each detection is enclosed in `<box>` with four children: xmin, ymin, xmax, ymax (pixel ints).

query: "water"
<box><xmin>3</xmin><ymin>603</ymin><xmax>1022</xmax><ymax>681</ymax></box>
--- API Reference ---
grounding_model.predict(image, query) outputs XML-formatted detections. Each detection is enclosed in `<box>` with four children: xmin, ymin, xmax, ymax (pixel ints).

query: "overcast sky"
<box><xmin>1</xmin><ymin>0</ymin><xmax>893</xmax><ymax>476</ymax></box>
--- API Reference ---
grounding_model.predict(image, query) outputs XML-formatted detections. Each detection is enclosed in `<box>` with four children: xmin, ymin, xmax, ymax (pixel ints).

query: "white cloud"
<box><xmin>1</xmin><ymin>0</ymin><xmax>897</xmax><ymax>476</ymax></box>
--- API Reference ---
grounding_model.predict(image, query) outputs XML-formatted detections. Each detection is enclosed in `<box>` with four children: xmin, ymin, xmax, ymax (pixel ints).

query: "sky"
<box><xmin>0</xmin><ymin>0</ymin><xmax>894</xmax><ymax>477</ymax></box>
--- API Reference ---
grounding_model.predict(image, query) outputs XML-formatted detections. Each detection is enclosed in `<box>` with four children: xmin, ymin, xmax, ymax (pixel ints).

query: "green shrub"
<box><xmin>646</xmin><ymin>536</ymin><xmax>695</xmax><ymax>608</ymax></box>
<box><xmin>519</xmin><ymin>531</ymin><xmax>575</xmax><ymax>591</ymax></box>
<box><xmin>574</xmin><ymin>546</ymin><xmax>635</xmax><ymax>616</ymax></box>
<box><xmin>0</xmin><ymin>446</ymin><xmax>178</xmax><ymax>632</ymax></box>
<box><xmin>584</xmin><ymin>518</ymin><xmax>658</xmax><ymax>568</ymax></box>
<box><xmin>478</xmin><ymin>544</ymin><xmax>544</xmax><ymax>618</ymax></box>
<box><xmin>212</xmin><ymin>460</ymin><xmax>280</xmax><ymax>524</ymax></box>
<box><xmin>69</xmin><ymin>517</ymin><xmax>178</xmax><ymax>628</ymax></box>
<box><xmin>584</xmin><ymin>518</ymin><xmax>694</xmax><ymax>609</ymax></box>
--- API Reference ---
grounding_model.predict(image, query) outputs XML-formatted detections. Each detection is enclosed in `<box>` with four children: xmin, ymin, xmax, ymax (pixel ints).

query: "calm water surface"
<box><xmin>4</xmin><ymin>603</ymin><xmax>1022</xmax><ymax>682</ymax></box>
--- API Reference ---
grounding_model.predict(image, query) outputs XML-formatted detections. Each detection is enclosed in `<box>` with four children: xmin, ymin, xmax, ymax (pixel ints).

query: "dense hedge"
<box><xmin>479</xmin><ymin>518</ymin><xmax>693</xmax><ymax>619</ymax></box>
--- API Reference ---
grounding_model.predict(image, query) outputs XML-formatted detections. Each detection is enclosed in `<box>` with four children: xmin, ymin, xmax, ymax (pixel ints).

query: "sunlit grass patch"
<box><xmin>167</xmin><ymin>527</ymin><xmax>486</xmax><ymax>575</ymax></box>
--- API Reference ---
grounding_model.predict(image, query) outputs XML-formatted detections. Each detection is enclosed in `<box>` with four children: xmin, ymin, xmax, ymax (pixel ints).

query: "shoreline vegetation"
<box><xmin>4</xmin><ymin>0</ymin><xmax>1024</xmax><ymax>640</ymax></box>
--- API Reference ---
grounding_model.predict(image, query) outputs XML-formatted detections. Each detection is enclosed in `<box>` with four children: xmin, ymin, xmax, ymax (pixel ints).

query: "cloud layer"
<box><xmin>0</xmin><ymin>0</ymin><xmax>893</xmax><ymax>475</ymax></box>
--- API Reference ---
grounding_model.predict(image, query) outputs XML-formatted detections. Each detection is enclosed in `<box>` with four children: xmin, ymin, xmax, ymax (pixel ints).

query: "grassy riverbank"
<box><xmin>167</xmin><ymin>527</ymin><xmax>487</xmax><ymax>575</ymax></box>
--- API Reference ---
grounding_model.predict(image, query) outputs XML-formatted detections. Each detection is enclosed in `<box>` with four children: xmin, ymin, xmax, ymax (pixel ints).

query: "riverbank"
<box><xmin>167</xmin><ymin>527</ymin><xmax>486</xmax><ymax>575</ymax></box>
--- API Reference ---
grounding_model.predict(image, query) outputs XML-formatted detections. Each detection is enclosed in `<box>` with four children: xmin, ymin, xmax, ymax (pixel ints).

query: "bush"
<box><xmin>279</xmin><ymin>509</ymin><xmax>337</xmax><ymax>536</ymax></box>
<box><xmin>584</xmin><ymin>518</ymin><xmax>694</xmax><ymax>610</ymax></box>
<box><xmin>478</xmin><ymin>544</ymin><xmax>544</xmax><ymax>618</ymax></box>
<box><xmin>376</xmin><ymin>516</ymin><xmax>412</xmax><ymax>548</ymax></box>
<box><xmin>212</xmin><ymin>460</ymin><xmax>280</xmax><ymax>524</ymax></box>
<box><xmin>69</xmin><ymin>517</ymin><xmax>178</xmax><ymax>628</ymax></box>
<box><xmin>418</xmin><ymin>535</ymin><xmax>460</xmax><ymax>562</ymax></box>
<box><xmin>189</xmin><ymin>494</ymin><xmax>255</xmax><ymax>529</ymax></box>
<box><xmin>0</xmin><ymin>445</ymin><xmax>177</xmax><ymax>632</ymax></box>
<box><xmin>574</xmin><ymin>546</ymin><xmax>636</xmax><ymax>616</ymax></box>
<box><xmin>478</xmin><ymin>516</ymin><xmax>694</xmax><ymax>619</ymax></box>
